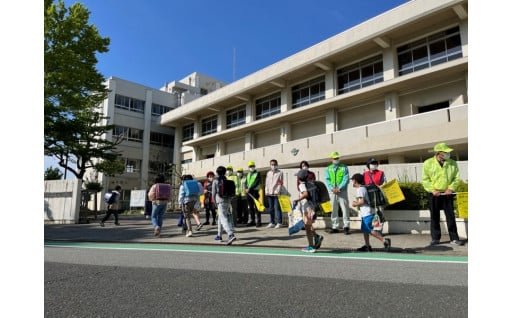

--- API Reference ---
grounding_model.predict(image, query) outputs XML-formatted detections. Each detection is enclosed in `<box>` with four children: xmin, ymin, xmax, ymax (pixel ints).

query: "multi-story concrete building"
<box><xmin>94</xmin><ymin>73</ymin><xmax>226</xmax><ymax>205</ymax></box>
<box><xmin>160</xmin><ymin>0</ymin><xmax>468</xmax><ymax>178</ymax></box>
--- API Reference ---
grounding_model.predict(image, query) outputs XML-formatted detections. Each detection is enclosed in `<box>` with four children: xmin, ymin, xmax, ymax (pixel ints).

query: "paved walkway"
<box><xmin>44</xmin><ymin>213</ymin><xmax>468</xmax><ymax>257</ymax></box>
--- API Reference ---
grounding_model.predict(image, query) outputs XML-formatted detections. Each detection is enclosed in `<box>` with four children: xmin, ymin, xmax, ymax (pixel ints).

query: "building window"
<box><xmin>397</xmin><ymin>26</ymin><xmax>462</xmax><ymax>76</ymax></box>
<box><xmin>150</xmin><ymin>132</ymin><xmax>174</xmax><ymax>147</ymax></box>
<box><xmin>226</xmin><ymin>105</ymin><xmax>246</xmax><ymax>129</ymax></box>
<box><xmin>201</xmin><ymin>115</ymin><xmax>217</xmax><ymax>136</ymax></box>
<box><xmin>113</xmin><ymin>126</ymin><xmax>143</xmax><ymax>142</ymax></box>
<box><xmin>337</xmin><ymin>55</ymin><xmax>383</xmax><ymax>94</ymax></box>
<box><xmin>149</xmin><ymin>161</ymin><xmax>168</xmax><ymax>174</ymax></box>
<box><xmin>125</xmin><ymin>158</ymin><xmax>140</xmax><ymax>173</ymax></box>
<box><xmin>114</xmin><ymin>94</ymin><xmax>145</xmax><ymax>113</ymax></box>
<box><xmin>418</xmin><ymin>101</ymin><xmax>449</xmax><ymax>113</ymax></box>
<box><xmin>152</xmin><ymin>103</ymin><xmax>173</xmax><ymax>116</ymax></box>
<box><xmin>255</xmin><ymin>92</ymin><xmax>281</xmax><ymax>120</ymax></box>
<box><xmin>291</xmin><ymin>76</ymin><xmax>325</xmax><ymax>108</ymax></box>
<box><xmin>182</xmin><ymin>124</ymin><xmax>194</xmax><ymax>142</ymax></box>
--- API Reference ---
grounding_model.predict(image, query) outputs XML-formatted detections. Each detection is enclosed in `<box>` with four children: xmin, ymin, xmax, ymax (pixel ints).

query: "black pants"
<box><xmin>237</xmin><ymin>197</ymin><xmax>248</xmax><ymax>223</ymax></box>
<box><xmin>247</xmin><ymin>193</ymin><xmax>261</xmax><ymax>224</ymax></box>
<box><xmin>102</xmin><ymin>208</ymin><xmax>119</xmax><ymax>224</ymax></box>
<box><xmin>427</xmin><ymin>193</ymin><xmax>459</xmax><ymax>241</ymax></box>
<box><xmin>204</xmin><ymin>202</ymin><xmax>217</xmax><ymax>223</ymax></box>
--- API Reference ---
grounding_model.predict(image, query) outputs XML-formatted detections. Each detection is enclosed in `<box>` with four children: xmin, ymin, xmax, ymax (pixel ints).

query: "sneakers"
<box><xmin>203</xmin><ymin>221</ymin><xmax>210</xmax><ymax>225</ymax></box>
<box><xmin>115</xmin><ymin>222</ymin><xmax>120</xmax><ymax>226</ymax></box>
<box><xmin>267</xmin><ymin>223</ymin><xmax>276</xmax><ymax>228</ymax></box>
<box><xmin>343</xmin><ymin>227</ymin><xmax>350</xmax><ymax>235</ymax></box>
<box><xmin>196</xmin><ymin>223</ymin><xmax>204</xmax><ymax>231</ymax></box>
<box><xmin>313</xmin><ymin>235</ymin><xmax>324</xmax><ymax>250</ymax></box>
<box><xmin>154</xmin><ymin>226</ymin><xmax>161</xmax><ymax>237</ymax></box>
<box><xmin>226</xmin><ymin>234</ymin><xmax>236</xmax><ymax>245</ymax></box>
<box><xmin>451</xmin><ymin>239</ymin><xmax>465</xmax><ymax>246</ymax></box>
<box><xmin>212</xmin><ymin>222</ymin><xmax>217</xmax><ymax>225</ymax></box>
<box><xmin>99</xmin><ymin>221</ymin><xmax>104</xmax><ymax>227</ymax></box>
<box><xmin>328</xmin><ymin>228</ymin><xmax>339</xmax><ymax>234</ymax></box>
<box><xmin>256</xmin><ymin>223</ymin><xmax>262</xmax><ymax>227</ymax></box>
<box><xmin>214</xmin><ymin>235</ymin><xmax>222</xmax><ymax>241</ymax></box>
<box><xmin>246</xmin><ymin>221</ymin><xmax>256</xmax><ymax>227</ymax></box>
<box><xmin>301</xmin><ymin>246</ymin><xmax>316</xmax><ymax>253</ymax></box>
<box><xmin>186</xmin><ymin>231</ymin><xmax>193</xmax><ymax>237</ymax></box>
<box><xmin>357</xmin><ymin>245</ymin><xmax>372</xmax><ymax>252</ymax></box>
<box><xmin>430</xmin><ymin>239</ymin><xmax>440</xmax><ymax>246</ymax></box>
<box><xmin>384</xmin><ymin>238</ymin><xmax>391</xmax><ymax>251</ymax></box>
<box><xmin>274</xmin><ymin>223</ymin><xmax>283</xmax><ymax>229</ymax></box>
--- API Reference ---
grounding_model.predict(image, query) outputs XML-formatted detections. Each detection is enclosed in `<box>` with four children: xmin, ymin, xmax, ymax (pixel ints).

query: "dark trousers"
<box><xmin>247</xmin><ymin>193</ymin><xmax>261</xmax><ymax>224</ymax></box>
<box><xmin>204</xmin><ymin>202</ymin><xmax>217</xmax><ymax>223</ymax></box>
<box><xmin>237</xmin><ymin>196</ymin><xmax>248</xmax><ymax>223</ymax></box>
<box><xmin>428</xmin><ymin>193</ymin><xmax>459</xmax><ymax>241</ymax></box>
<box><xmin>102</xmin><ymin>208</ymin><xmax>119</xmax><ymax>224</ymax></box>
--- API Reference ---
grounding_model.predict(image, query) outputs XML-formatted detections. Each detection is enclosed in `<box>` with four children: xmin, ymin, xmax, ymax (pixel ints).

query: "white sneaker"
<box><xmin>274</xmin><ymin>223</ymin><xmax>282</xmax><ymax>229</ymax></box>
<box><xmin>186</xmin><ymin>231</ymin><xmax>193</xmax><ymax>237</ymax></box>
<box><xmin>266</xmin><ymin>223</ymin><xmax>275</xmax><ymax>228</ymax></box>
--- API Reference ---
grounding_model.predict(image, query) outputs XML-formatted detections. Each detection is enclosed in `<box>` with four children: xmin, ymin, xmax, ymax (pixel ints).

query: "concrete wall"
<box><xmin>44</xmin><ymin>179</ymin><xmax>82</xmax><ymax>224</ymax></box>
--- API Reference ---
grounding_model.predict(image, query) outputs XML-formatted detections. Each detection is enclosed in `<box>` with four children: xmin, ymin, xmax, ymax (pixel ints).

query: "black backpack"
<box><xmin>218</xmin><ymin>176</ymin><xmax>236</xmax><ymax>198</ymax></box>
<box><xmin>305</xmin><ymin>180</ymin><xmax>329</xmax><ymax>212</ymax></box>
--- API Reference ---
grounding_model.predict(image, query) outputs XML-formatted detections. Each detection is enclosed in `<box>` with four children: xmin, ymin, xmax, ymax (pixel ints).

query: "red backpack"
<box><xmin>155</xmin><ymin>183</ymin><xmax>172</xmax><ymax>200</ymax></box>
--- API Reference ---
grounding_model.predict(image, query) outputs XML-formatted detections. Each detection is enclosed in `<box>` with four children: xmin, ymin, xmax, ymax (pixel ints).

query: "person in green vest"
<box><xmin>324</xmin><ymin>151</ymin><xmax>351</xmax><ymax>234</ymax></box>
<box><xmin>235</xmin><ymin>167</ymin><xmax>248</xmax><ymax>224</ymax></box>
<box><xmin>245</xmin><ymin>160</ymin><xmax>262</xmax><ymax>227</ymax></box>
<box><xmin>422</xmin><ymin>142</ymin><xmax>464</xmax><ymax>246</ymax></box>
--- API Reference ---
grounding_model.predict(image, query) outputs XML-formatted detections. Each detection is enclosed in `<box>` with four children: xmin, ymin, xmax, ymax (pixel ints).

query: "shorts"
<box><xmin>361</xmin><ymin>214</ymin><xmax>374</xmax><ymax>233</ymax></box>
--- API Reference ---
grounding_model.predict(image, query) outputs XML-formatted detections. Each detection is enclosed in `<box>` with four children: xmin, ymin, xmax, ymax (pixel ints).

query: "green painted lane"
<box><xmin>45</xmin><ymin>241</ymin><xmax>467</xmax><ymax>264</ymax></box>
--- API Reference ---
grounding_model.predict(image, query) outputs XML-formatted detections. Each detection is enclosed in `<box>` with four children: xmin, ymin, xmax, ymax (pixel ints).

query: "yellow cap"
<box><xmin>329</xmin><ymin>151</ymin><xmax>340</xmax><ymax>159</ymax></box>
<box><xmin>433</xmin><ymin>142</ymin><xmax>453</xmax><ymax>153</ymax></box>
<box><xmin>247</xmin><ymin>160</ymin><xmax>256</xmax><ymax>167</ymax></box>
<box><xmin>226</xmin><ymin>165</ymin><xmax>233</xmax><ymax>170</ymax></box>
<box><xmin>236</xmin><ymin>167</ymin><xmax>243</xmax><ymax>172</ymax></box>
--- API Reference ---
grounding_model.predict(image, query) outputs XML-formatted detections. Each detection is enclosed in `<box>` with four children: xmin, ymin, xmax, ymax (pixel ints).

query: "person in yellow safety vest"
<box><xmin>226</xmin><ymin>165</ymin><xmax>238</xmax><ymax>227</ymax></box>
<box><xmin>422</xmin><ymin>142</ymin><xmax>464</xmax><ymax>246</ymax></box>
<box><xmin>235</xmin><ymin>167</ymin><xmax>249</xmax><ymax>224</ymax></box>
<box><xmin>324</xmin><ymin>151</ymin><xmax>351</xmax><ymax>235</ymax></box>
<box><xmin>245</xmin><ymin>160</ymin><xmax>262</xmax><ymax>227</ymax></box>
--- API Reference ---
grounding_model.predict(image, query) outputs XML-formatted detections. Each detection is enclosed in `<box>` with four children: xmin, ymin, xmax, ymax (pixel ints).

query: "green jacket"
<box><xmin>422</xmin><ymin>156</ymin><xmax>460</xmax><ymax>192</ymax></box>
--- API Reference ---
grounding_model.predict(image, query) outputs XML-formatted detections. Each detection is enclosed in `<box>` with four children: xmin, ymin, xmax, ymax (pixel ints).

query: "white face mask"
<box><xmin>208</xmin><ymin>177</ymin><xmax>213</xmax><ymax>181</ymax></box>
<box><xmin>441</xmin><ymin>152</ymin><xmax>451</xmax><ymax>160</ymax></box>
<box><xmin>302</xmin><ymin>167</ymin><xmax>309</xmax><ymax>171</ymax></box>
<box><xmin>270</xmin><ymin>165</ymin><xmax>277</xmax><ymax>171</ymax></box>
<box><xmin>237</xmin><ymin>173</ymin><xmax>242</xmax><ymax>177</ymax></box>
<box><xmin>332</xmin><ymin>160</ymin><xmax>340</xmax><ymax>165</ymax></box>
<box><xmin>369</xmin><ymin>164</ymin><xmax>378</xmax><ymax>171</ymax></box>
<box><xmin>249</xmin><ymin>167</ymin><xmax>256</xmax><ymax>172</ymax></box>
<box><xmin>226</xmin><ymin>170</ymin><xmax>232</xmax><ymax>176</ymax></box>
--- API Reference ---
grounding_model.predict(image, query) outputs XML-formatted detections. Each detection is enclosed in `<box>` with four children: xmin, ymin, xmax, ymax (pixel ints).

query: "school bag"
<box><xmin>305</xmin><ymin>180</ymin><xmax>330</xmax><ymax>212</ymax></box>
<box><xmin>155</xmin><ymin>183</ymin><xmax>172</xmax><ymax>200</ymax></box>
<box><xmin>218</xmin><ymin>176</ymin><xmax>236</xmax><ymax>198</ymax></box>
<box><xmin>183</xmin><ymin>179</ymin><xmax>200</xmax><ymax>196</ymax></box>
<box><xmin>364</xmin><ymin>184</ymin><xmax>387</xmax><ymax>207</ymax></box>
<box><xmin>103</xmin><ymin>191</ymin><xmax>117</xmax><ymax>204</ymax></box>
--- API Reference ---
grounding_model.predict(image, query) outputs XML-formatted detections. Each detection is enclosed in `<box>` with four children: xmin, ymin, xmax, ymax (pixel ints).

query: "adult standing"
<box><xmin>363</xmin><ymin>157</ymin><xmax>387</xmax><ymax>214</ymax></box>
<box><xmin>296</xmin><ymin>160</ymin><xmax>316</xmax><ymax>191</ymax></box>
<box><xmin>265</xmin><ymin>159</ymin><xmax>284</xmax><ymax>228</ymax></box>
<box><xmin>202</xmin><ymin>171</ymin><xmax>217</xmax><ymax>225</ymax></box>
<box><xmin>100</xmin><ymin>185</ymin><xmax>122</xmax><ymax>227</ymax></box>
<box><xmin>245</xmin><ymin>160</ymin><xmax>262</xmax><ymax>227</ymax></box>
<box><xmin>235</xmin><ymin>167</ymin><xmax>248</xmax><ymax>224</ymax></box>
<box><xmin>147</xmin><ymin>174</ymin><xmax>171</xmax><ymax>238</ymax></box>
<box><xmin>422</xmin><ymin>142</ymin><xmax>464</xmax><ymax>246</ymax></box>
<box><xmin>226</xmin><ymin>165</ymin><xmax>239</xmax><ymax>227</ymax></box>
<box><xmin>325</xmin><ymin>151</ymin><xmax>351</xmax><ymax>234</ymax></box>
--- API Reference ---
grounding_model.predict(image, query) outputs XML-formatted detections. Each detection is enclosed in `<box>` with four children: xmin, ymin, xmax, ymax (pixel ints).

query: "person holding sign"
<box><xmin>422</xmin><ymin>142</ymin><xmax>464</xmax><ymax>246</ymax></box>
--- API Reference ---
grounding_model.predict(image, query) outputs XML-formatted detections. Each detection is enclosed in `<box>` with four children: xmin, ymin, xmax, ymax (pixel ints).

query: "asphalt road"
<box><xmin>45</xmin><ymin>244</ymin><xmax>468</xmax><ymax>317</ymax></box>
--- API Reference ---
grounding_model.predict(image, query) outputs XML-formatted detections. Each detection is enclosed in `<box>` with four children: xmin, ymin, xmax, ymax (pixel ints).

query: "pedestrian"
<box><xmin>100</xmin><ymin>185</ymin><xmax>122</xmax><ymax>227</ymax></box>
<box><xmin>422</xmin><ymin>142</ymin><xmax>464</xmax><ymax>246</ymax></box>
<box><xmin>202</xmin><ymin>171</ymin><xmax>217</xmax><ymax>226</ymax></box>
<box><xmin>296</xmin><ymin>160</ymin><xmax>316</xmax><ymax>191</ymax></box>
<box><xmin>178</xmin><ymin>174</ymin><xmax>204</xmax><ymax>237</ymax></box>
<box><xmin>245</xmin><ymin>160</ymin><xmax>262</xmax><ymax>227</ymax></box>
<box><xmin>212</xmin><ymin>166</ymin><xmax>237</xmax><ymax>245</ymax></box>
<box><xmin>147</xmin><ymin>174</ymin><xmax>171</xmax><ymax>238</ymax></box>
<box><xmin>226</xmin><ymin>165</ymin><xmax>238</xmax><ymax>227</ymax></box>
<box><xmin>236</xmin><ymin>167</ymin><xmax>249</xmax><ymax>224</ymax></box>
<box><xmin>363</xmin><ymin>157</ymin><xmax>387</xmax><ymax>227</ymax></box>
<box><xmin>144</xmin><ymin>188</ymin><xmax>152</xmax><ymax>220</ymax></box>
<box><xmin>294</xmin><ymin>169</ymin><xmax>324</xmax><ymax>253</ymax></box>
<box><xmin>350</xmin><ymin>173</ymin><xmax>391</xmax><ymax>252</ymax></box>
<box><xmin>325</xmin><ymin>151</ymin><xmax>351</xmax><ymax>234</ymax></box>
<box><xmin>265</xmin><ymin>159</ymin><xmax>284</xmax><ymax>228</ymax></box>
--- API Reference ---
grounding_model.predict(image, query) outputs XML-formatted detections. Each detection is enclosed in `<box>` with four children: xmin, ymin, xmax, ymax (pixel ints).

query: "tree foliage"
<box><xmin>44</xmin><ymin>0</ymin><xmax>121</xmax><ymax>180</ymax></box>
<box><xmin>44</xmin><ymin>166</ymin><xmax>63</xmax><ymax>180</ymax></box>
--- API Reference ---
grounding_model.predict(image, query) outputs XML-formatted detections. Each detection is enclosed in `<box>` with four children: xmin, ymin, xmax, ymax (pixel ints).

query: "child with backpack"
<box><xmin>147</xmin><ymin>174</ymin><xmax>172</xmax><ymax>238</ymax></box>
<box><xmin>293</xmin><ymin>169</ymin><xmax>323</xmax><ymax>253</ymax></box>
<box><xmin>350</xmin><ymin>173</ymin><xmax>391</xmax><ymax>252</ymax></box>
<box><xmin>100</xmin><ymin>185</ymin><xmax>122</xmax><ymax>227</ymax></box>
<box><xmin>212</xmin><ymin>166</ymin><xmax>236</xmax><ymax>245</ymax></box>
<box><xmin>178</xmin><ymin>174</ymin><xmax>204</xmax><ymax>237</ymax></box>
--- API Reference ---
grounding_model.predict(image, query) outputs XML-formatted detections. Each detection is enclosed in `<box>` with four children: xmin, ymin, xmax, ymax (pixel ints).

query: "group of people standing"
<box><xmin>103</xmin><ymin>142</ymin><xmax>464</xmax><ymax>252</ymax></box>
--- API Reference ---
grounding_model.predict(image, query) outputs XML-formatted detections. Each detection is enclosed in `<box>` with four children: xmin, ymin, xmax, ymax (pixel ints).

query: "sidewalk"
<box><xmin>44</xmin><ymin>213</ymin><xmax>468</xmax><ymax>257</ymax></box>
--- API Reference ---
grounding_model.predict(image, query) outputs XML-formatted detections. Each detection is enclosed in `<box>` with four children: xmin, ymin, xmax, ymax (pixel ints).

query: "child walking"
<box><xmin>350</xmin><ymin>173</ymin><xmax>391</xmax><ymax>252</ymax></box>
<box><xmin>212</xmin><ymin>166</ymin><xmax>237</xmax><ymax>245</ymax></box>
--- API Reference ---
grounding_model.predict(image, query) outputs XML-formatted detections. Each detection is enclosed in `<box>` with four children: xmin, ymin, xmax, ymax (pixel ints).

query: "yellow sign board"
<box><xmin>278</xmin><ymin>195</ymin><xmax>292</xmax><ymax>213</ymax></box>
<box><xmin>380</xmin><ymin>179</ymin><xmax>405</xmax><ymax>205</ymax></box>
<box><xmin>456</xmin><ymin>192</ymin><xmax>468</xmax><ymax>218</ymax></box>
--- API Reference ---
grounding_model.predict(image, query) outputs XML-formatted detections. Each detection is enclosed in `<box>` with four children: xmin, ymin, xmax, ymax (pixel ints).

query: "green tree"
<box><xmin>44</xmin><ymin>0</ymin><xmax>121</xmax><ymax>180</ymax></box>
<box><xmin>44</xmin><ymin>166</ymin><xmax>63</xmax><ymax>180</ymax></box>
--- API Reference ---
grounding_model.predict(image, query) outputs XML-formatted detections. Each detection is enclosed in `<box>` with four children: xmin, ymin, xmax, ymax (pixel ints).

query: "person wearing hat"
<box><xmin>245</xmin><ymin>160</ymin><xmax>262</xmax><ymax>227</ymax></box>
<box><xmin>202</xmin><ymin>171</ymin><xmax>217</xmax><ymax>226</ymax></box>
<box><xmin>363</xmin><ymin>157</ymin><xmax>388</xmax><ymax>224</ymax></box>
<box><xmin>235</xmin><ymin>167</ymin><xmax>248</xmax><ymax>224</ymax></box>
<box><xmin>422</xmin><ymin>142</ymin><xmax>464</xmax><ymax>246</ymax></box>
<box><xmin>324</xmin><ymin>151</ymin><xmax>351</xmax><ymax>234</ymax></box>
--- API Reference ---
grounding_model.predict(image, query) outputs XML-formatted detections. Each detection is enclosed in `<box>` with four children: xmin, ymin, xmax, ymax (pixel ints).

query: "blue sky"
<box><xmin>44</xmin><ymin>0</ymin><xmax>410</xmax><ymax>173</ymax></box>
